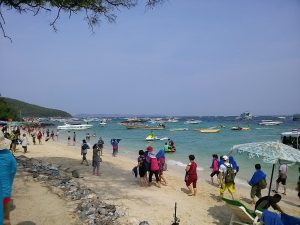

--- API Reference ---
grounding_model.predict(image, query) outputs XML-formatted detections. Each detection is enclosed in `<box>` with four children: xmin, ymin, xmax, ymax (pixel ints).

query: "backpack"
<box><xmin>258</xmin><ymin>178</ymin><xmax>267</xmax><ymax>189</ymax></box>
<box><xmin>224</xmin><ymin>164</ymin><xmax>235</xmax><ymax>184</ymax></box>
<box><xmin>150</xmin><ymin>158</ymin><xmax>159</xmax><ymax>172</ymax></box>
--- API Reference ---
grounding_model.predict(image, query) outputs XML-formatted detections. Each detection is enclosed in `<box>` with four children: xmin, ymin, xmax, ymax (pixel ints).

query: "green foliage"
<box><xmin>0</xmin><ymin>98</ymin><xmax>20</xmax><ymax>121</ymax></box>
<box><xmin>0</xmin><ymin>0</ymin><xmax>163</xmax><ymax>40</ymax></box>
<box><xmin>0</xmin><ymin>97</ymin><xmax>71</xmax><ymax>120</ymax></box>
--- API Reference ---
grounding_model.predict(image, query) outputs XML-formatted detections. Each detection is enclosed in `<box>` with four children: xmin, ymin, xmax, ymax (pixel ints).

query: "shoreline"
<box><xmin>11</xmin><ymin>139</ymin><xmax>300</xmax><ymax>224</ymax></box>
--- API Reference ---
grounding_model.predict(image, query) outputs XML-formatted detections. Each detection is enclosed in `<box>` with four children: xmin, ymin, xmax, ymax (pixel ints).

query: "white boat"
<box><xmin>166</xmin><ymin>118</ymin><xmax>179</xmax><ymax>123</ymax></box>
<box><xmin>259</xmin><ymin>120</ymin><xmax>283</xmax><ymax>126</ymax></box>
<box><xmin>99</xmin><ymin>119</ymin><xmax>107</xmax><ymax>126</ymax></box>
<box><xmin>184</xmin><ymin>119</ymin><xmax>201</xmax><ymax>124</ymax></box>
<box><xmin>57</xmin><ymin>124</ymin><xmax>93</xmax><ymax>130</ymax></box>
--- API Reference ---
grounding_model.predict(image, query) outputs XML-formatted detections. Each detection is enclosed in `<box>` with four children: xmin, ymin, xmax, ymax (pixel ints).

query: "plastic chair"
<box><xmin>223</xmin><ymin>198</ymin><xmax>261</xmax><ymax>225</ymax></box>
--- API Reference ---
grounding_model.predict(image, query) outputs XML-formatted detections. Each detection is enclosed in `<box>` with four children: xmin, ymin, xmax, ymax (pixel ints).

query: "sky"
<box><xmin>0</xmin><ymin>0</ymin><xmax>300</xmax><ymax>116</ymax></box>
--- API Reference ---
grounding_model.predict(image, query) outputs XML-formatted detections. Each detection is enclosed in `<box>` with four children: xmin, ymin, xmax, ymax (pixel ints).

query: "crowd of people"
<box><xmin>0</xmin><ymin>123</ymin><xmax>300</xmax><ymax>224</ymax></box>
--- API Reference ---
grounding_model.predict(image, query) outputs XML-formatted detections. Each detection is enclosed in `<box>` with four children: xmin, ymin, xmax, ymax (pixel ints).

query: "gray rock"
<box><xmin>72</xmin><ymin>170</ymin><xmax>80</xmax><ymax>178</ymax></box>
<box><xmin>139</xmin><ymin>221</ymin><xmax>150</xmax><ymax>225</ymax></box>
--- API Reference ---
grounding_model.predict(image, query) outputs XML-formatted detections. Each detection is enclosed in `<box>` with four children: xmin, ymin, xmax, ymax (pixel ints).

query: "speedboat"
<box><xmin>99</xmin><ymin>119</ymin><xmax>107</xmax><ymax>126</ymax></box>
<box><xmin>166</xmin><ymin>118</ymin><xmax>179</xmax><ymax>123</ymax></box>
<box><xmin>184</xmin><ymin>119</ymin><xmax>201</xmax><ymax>124</ymax></box>
<box><xmin>193</xmin><ymin>129</ymin><xmax>220</xmax><ymax>133</ymax></box>
<box><xmin>169</xmin><ymin>128</ymin><xmax>189</xmax><ymax>131</ymax></box>
<box><xmin>231</xmin><ymin>126</ymin><xmax>250</xmax><ymax>131</ymax></box>
<box><xmin>259</xmin><ymin>120</ymin><xmax>283</xmax><ymax>126</ymax></box>
<box><xmin>57</xmin><ymin>123</ymin><xmax>93</xmax><ymax>130</ymax></box>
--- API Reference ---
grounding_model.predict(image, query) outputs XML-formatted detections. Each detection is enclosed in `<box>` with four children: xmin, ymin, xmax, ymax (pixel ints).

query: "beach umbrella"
<box><xmin>229</xmin><ymin>141</ymin><xmax>300</xmax><ymax>196</ymax></box>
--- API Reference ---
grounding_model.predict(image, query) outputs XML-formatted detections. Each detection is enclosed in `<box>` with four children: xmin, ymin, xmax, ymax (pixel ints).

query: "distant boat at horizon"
<box><xmin>184</xmin><ymin>119</ymin><xmax>201</xmax><ymax>124</ymax></box>
<box><xmin>57</xmin><ymin>123</ymin><xmax>93</xmax><ymax>130</ymax></box>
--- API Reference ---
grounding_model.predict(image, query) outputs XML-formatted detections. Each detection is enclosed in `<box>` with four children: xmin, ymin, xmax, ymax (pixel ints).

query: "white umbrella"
<box><xmin>229</xmin><ymin>141</ymin><xmax>300</xmax><ymax>196</ymax></box>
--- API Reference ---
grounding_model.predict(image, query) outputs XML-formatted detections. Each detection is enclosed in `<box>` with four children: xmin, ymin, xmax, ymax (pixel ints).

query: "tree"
<box><xmin>0</xmin><ymin>0</ymin><xmax>163</xmax><ymax>41</ymax></box>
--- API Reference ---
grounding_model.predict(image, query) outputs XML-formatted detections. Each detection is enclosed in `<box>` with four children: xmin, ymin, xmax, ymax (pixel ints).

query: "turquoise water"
<box><xmin>56</xmin><ymin>116</ymin><xmax>300</xmax><ymax>188</ymax></box>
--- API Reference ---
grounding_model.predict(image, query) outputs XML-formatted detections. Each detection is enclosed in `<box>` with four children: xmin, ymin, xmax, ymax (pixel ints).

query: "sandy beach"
<box><xmin>10</xmin><ymin>140</ymin><xmax>300</xmax><ymax>225</ymax></box>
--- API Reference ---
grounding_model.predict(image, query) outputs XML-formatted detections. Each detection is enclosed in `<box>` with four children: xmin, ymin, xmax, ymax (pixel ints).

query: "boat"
<box><xmin>57</xmin><ymin>123</ymin><xmax>93</xmax><ymax>130</ymax></box>
<box><xmin>160</xmin><ymin>137</ymin><xmax>169</xmax><ymax>141</ymax></box>
<box><xmin>145</xmin><ymin>123</ymin><xmax>165</xmax><ymax>130</ymax></box>
<box><xmin>231</xmin><ymin>126</ymin><xmax>250</xmax><ymax>131</ymax></box>
<box><xmin>166</xmin><ymin>118</ymin><xmax>179</xmax><ymax>123</ymax></box>
<box><xmin>193</xmin><ymin>129</ymin><xmax>220</xmax><ymax>133</ymax></box>
<box><xmin>145</xmin><ymin>133</ymin><xmax>159</xmax><ymax>141</ymax></box>
<box><xmin>99</xmin><ymin>121</ymin><xmax>107</xmax><ymax>126</ymax></box>
<box><xmin>184</xmin><ymin>119</ymin><xmax>201</xmax><ymax>124</ymax></box>
<box><xmin>281</xmin><ymin>129</ymin><xmax>300</xmax><ymax>149</ymax></box>
<box><xmin>293</xmin><ymin>114</ymin><xmax>300</xmax><ymax>121</ymax></box>
<box><xmin>121</xmin><ymin>122</ymin><xmax>148</xmax><ymax>129</ymax></box>
<box><xmin>164</xmin><ymin>148</ymin><xmax>176</xmax><ymax>153</ymax></box>
<box><xmin>169</xmin><ymin>128</ymin><xmax>189</xmax><ymax>131</ymax></box>
<box><xmin>239</xmin><ymin>112</ymin><xmax>253</xmax><ymax>120</ymax></box>
<box><xmin>259</xmin><ymin>120</ymin><xmax>283</xmax><ymax>126</ymax></box>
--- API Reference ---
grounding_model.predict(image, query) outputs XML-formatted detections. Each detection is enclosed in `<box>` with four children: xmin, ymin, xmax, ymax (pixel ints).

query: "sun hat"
<box><xmin>0</xmin><ymin>131</ymin><xmax>10</xmax><ymax>150</ymax></box>
<box><xmin>146</xmin><ymin>146</ymin><xmax>153</xmax><ymax>152</ymax></box>
<box><xmin>223</xmin><ymin>155</ymin><xmax>229</xmax><ymax>161</ymax></box>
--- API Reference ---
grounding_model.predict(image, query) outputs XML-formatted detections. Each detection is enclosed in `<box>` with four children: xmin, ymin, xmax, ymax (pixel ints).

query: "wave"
<box><xmin>167</xmin><ymin>159</ymin><xmax>204</xmax><ymax>171</ymax></box>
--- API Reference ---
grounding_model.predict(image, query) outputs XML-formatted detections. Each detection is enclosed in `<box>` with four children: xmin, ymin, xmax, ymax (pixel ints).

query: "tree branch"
<box><xmin>50</xmin><ymin>6</ymin><xmax>62</xmax><ymax>32</ymax></box>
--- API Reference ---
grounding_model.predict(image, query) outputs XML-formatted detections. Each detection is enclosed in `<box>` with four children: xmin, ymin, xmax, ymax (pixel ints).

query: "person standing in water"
<box><xmin>73</xmin><ymin>132</ymin><xmax>76</xmax><ymax>145</ymax></box>
<box><xmin>110</xmin><ymin>139</ymin><xmax>121</xmax><ymax>157</ymax></box>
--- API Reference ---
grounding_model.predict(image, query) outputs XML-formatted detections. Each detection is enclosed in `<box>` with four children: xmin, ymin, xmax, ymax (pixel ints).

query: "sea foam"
<box><xmin>167</xmin><ymin>159</ymin><xmax>204</xmax><ymax>171</ymax></box>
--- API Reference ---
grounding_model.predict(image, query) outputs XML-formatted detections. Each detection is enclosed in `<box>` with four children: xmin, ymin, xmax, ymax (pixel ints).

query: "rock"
<box><xmin>38</xmin><ymin>174</ymin><xmax>49</xmax><ymax>181</ymax></box>
<box><xmin>32</xmin><ymin>172</ymin><xmax>39</xmax><ymax>178</ymax></box>
<box><xmin>139</xmin><ymin>221</ymin><xmax>150</xmax><ymax>225</ymax></box>
<box><xmin>72</xmin><ymin>170</ymin><xmax>80</xmax><ymax>178</ymax></box>
<box><xmin>98</xmin><ymin>208</ymin><xmax>107</xmax><ymax>215</ymax></box>
<box><xmin>87</xmin><ymin>194</ymin><xmax>96</xmax><ymax>199</ymax></box>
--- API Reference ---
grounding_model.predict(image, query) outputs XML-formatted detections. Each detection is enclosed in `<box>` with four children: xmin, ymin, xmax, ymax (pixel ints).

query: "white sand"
<box><xmin>11</xmin><ymin>140</ymin><xmax>300</xmax><ymax>225</ymax></box>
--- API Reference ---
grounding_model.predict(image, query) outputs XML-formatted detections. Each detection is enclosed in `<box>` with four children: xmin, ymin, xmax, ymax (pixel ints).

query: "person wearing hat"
<box><xmin>219</xmin><ymin>155</ymin><xmax>235</xmax><ymax>200</ymax></box>
<box><xmin>0</xmin><ymin>131</ymin><xmax>17</xmax><ymax>225</ymax></box>
<box><xmin>147</xmin><ymin>146</ymin><xmax>161</xmax><ymax>187</ymax></box>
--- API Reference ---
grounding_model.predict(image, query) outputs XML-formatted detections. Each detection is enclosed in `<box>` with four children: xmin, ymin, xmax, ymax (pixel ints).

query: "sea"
<box><xmin>54</xmin><ymin>116</ymin><xmax>300</xmax><ymax>189</ymax></box>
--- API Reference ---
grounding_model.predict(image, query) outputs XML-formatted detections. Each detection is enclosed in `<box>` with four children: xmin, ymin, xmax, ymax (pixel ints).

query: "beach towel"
<box><xmin>281</xmin><ymin>213</ymin><xmax>300</xmax><ymax>225</ymax></box>
<box><xmin>261</xmin><ymin>210</ymin><xmax>283</xmax><ymax>225</ymax></box>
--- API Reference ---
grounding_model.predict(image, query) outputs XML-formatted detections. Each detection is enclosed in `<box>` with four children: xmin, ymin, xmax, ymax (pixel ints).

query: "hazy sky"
<box><xmin>1</xmin><ymin>0</ymin><xmax>299</xmax><ymax>116</ymax></box>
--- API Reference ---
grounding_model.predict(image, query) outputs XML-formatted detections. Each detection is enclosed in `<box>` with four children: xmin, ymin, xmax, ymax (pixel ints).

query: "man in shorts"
<box><xmin>0</xmin><ymin>131</ymin><xmax>17</xmax><ymax>225</ymax></box>
<box><xmin>273</xmin><ymin>160</ymin><xmax>288</xmax><ymax>195</ymax></box>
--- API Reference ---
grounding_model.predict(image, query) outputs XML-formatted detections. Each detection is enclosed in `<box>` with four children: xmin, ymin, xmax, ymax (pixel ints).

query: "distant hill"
<box><xmin>0</xmin><ymin>97</ymin><xmax>71</xmax><ymax>120</ymax></box>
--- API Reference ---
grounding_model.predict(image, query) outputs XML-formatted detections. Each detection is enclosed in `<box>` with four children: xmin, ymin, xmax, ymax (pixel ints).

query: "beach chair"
<box><xmin>222</xmin><ymin>198</ymin><xmax>261</xmax><ymax>225</ymax></box>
